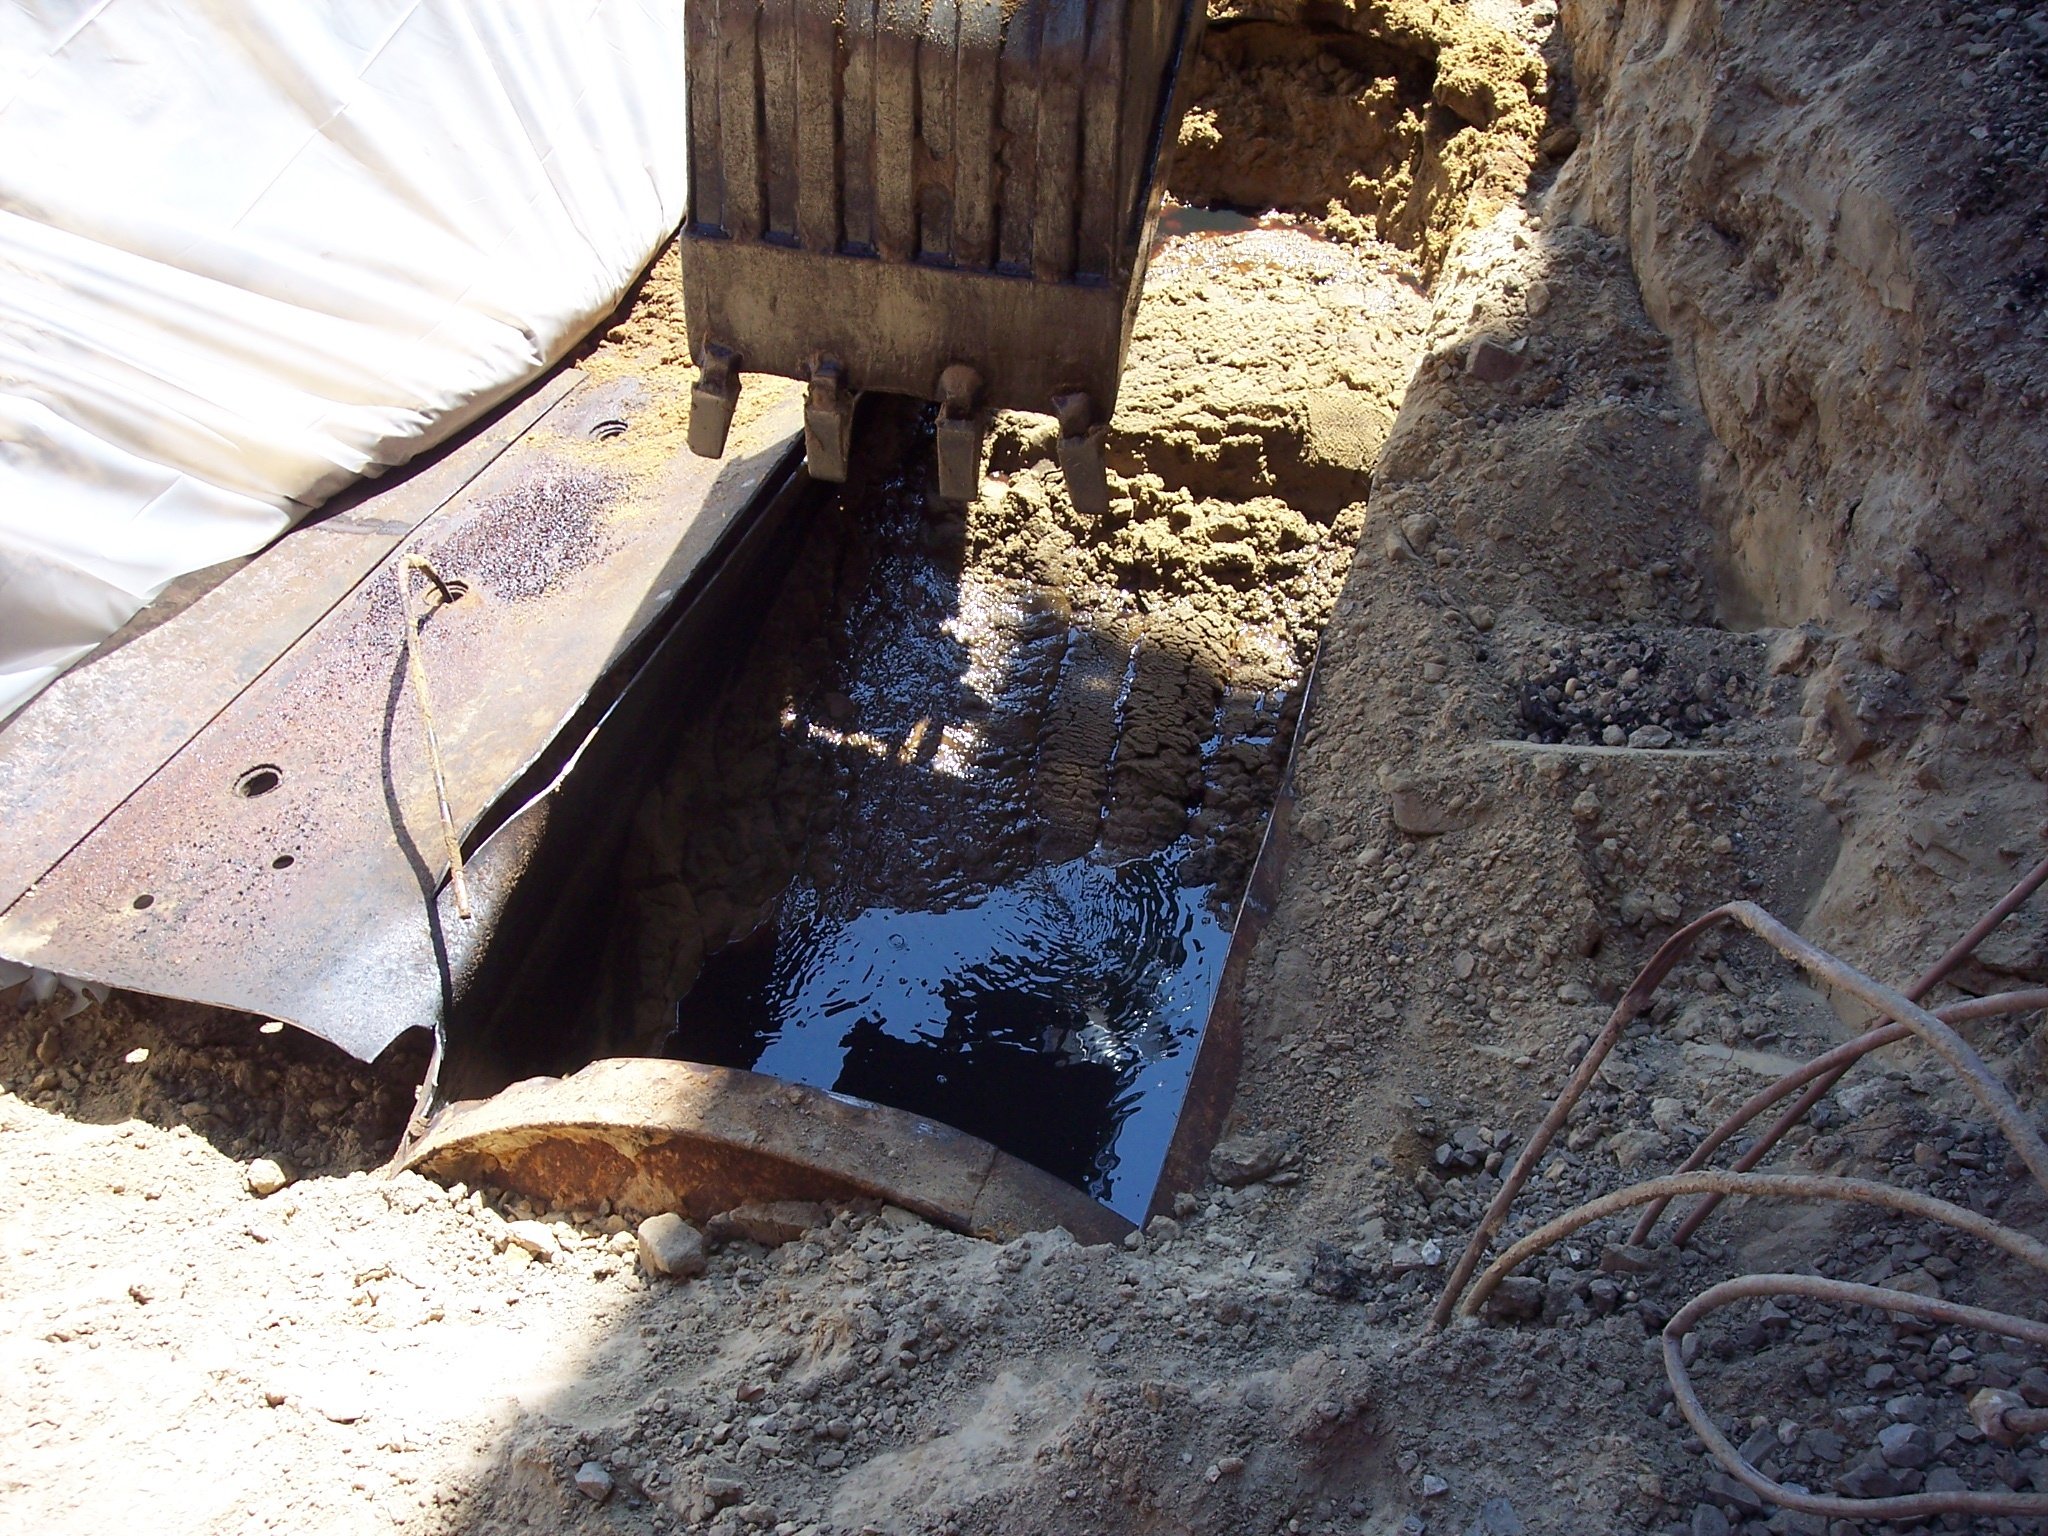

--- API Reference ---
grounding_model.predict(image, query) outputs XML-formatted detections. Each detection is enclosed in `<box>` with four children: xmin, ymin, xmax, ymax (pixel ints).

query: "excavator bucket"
<box><xmin>680</xmin><ymin>0</ymin><xmax>1205</xmax><ymax>514</ymax></box>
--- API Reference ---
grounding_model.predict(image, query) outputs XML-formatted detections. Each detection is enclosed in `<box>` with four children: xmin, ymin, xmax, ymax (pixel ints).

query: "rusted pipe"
<box><xmin>1664</xmin><ymin>1274</ymin><xmax>2048</xmax><ymax>1521</ymax></box>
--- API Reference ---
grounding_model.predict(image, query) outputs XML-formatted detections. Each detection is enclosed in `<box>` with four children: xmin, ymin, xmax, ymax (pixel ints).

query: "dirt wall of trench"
<box><xmin>1553</xmin><ymin>0</ymin><xmax>2048</xmax><ymax>974</ymax></box>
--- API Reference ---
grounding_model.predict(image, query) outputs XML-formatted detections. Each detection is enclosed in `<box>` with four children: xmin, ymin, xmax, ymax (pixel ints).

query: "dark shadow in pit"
<box><xmin>0</xmin><ymin>984</ymin><xmax>427</xmax><ymax>1175</ymax></box>
<box><xmin>435</xmin><ymin>398</ymin><xmax>1290</xmax><ymax>1223</ymax></box>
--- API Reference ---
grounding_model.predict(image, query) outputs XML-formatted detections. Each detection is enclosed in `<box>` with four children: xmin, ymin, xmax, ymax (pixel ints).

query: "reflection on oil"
<box><xmin>666</xmin><ymin>848</ymin><xmax>1225</xmax><ymax>1218</ymax></box>
<box><xmin>615</xmin><ymin>413</ymin><xmax>1296</xmax><ymax>1221</ymax></box>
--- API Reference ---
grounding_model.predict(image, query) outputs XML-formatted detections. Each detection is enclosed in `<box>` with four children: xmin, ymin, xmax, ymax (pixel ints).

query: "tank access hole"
<box><xmin>587</xmin><ymin>420</ymin><xmax>1302</xmax><ymax>1222</ymax></box>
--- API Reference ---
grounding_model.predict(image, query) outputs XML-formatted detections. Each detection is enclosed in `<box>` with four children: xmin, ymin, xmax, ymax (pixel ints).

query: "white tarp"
<box><xmin>0</xmin><ymin>0</ymin><xmax>687</xmax><ymax>720</ymax></box>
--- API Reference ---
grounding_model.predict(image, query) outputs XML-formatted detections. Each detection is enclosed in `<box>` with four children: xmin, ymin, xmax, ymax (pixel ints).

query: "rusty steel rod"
<box><xmin>1664</xmin><ymin>1274</ymin><xmax>2048</xmax><ymax>1521</ymax></box>
<box><xmin>1426</xmin><ymin>906</ymin><xmax>1736</xmax><ymax>1332</ymax></box>
<box><xmin>1627</xmin><ymin>987</ymin><xmax>2048</xmax><ymax>1248</ymax></box>
<box><xmin>1430</xmin><ymin>900</ymin><xmax>2048</xmax><ymax>1332</ymax></box>
<box><xmin>1909</xmin><ymin>849</ymin><xmax>2048</xmax><ymax>998</ymax></box>
<box><xmin>1666</xmin><ymin>852</ymin><xmax>2048</xmax><ymax>1244</ymax></box>
<box><xmin>1432</xmin><ymin>878</ymin><xmax>2048</xmax><ymax>1525</ymax></box>
<box><xmin>1456</xmin><ymin>1169</ymin><xmax>2048</xmax><ymax>1321</ymax></box>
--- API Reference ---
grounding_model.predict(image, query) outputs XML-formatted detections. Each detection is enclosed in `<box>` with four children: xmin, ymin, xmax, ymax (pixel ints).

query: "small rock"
<box><xmin>1466</xmin><ymin>336</ymin><xmax>1527</xmax><ymax>383</ymax></box>
<box><xmin>1388</xmin><ymin>1241</ymin><xmax>1442</xmax><ymax>1277</ymax></box>
<box><xmin>705</xmin><ymin>1200</ymin><xmax>832</xmax><ymax>1249</ymax></box>
<box><xmin>703</xmin><ymin>1475</ymin><xmax>746</xmax><ymax>1507</ymax></box>
<box><xmin>319</xmin><ymin>1396</ymin><xmax>366</xmax><ymax>1425</ymax></box>
<box><xmin>1606</xmin><ymin>1127</ymin><xmax>1665</xmax><ymax>1170</ymax></box>
<box><xmin>573</xmin><ymin>1462</ymin><xmax>613</xmax><ymax>1502</ymax></box>
<box><xmin>1482</xmin><ymin>1276</ymin><xmax>1544</xmax><ymax>1321</ymax></box>
<box><xmin>1766</xmin><ymin>627</ymin><xmax>1817</xmax><ymax>676</ymax></box>
<box><xmin>1601</xmin><ymin>724</ymin><xmax>1628</xmax><ymax>746</ymax></box>
<box><xmin>504</xmin><ymin>1220</ymin><xmax>561</xmax><ymax>1260</ymax></box>
<box><xmin>1834</xmin><ymin>1457</ymin><xmax>1903</xmax><ymax>1500</ymax></box>
<box><xmin>1803</xmin><ymin>1428</ymin><xmax>1845</xmax><ymax>1464</ymax></box>
<box><xmin>1690</xmin><ymin>1504</ymin><xmax>1731</xmax><ymax>1536</ymax></box>
<box><xmin>1649</xmin><ymin>1097</ymin><xmax>1686</xmax><ymax>1133</ymax></box>
<box><xmin>637</xmin><ymin>1213</ymin><xmax>708</xmax><ymax>1279</ymax></box>
<box><xmin>1401</xmin><ymin>512</ymin><xmax>1440</xmax><ymax>551</ymax></box>
<box><xmin>1524</xmin><ymin>280</ymin><xmax>1552</xmax><ymax>318</ymax></box>
<box><xmin>1701</xmin><ymin>1471</ymin><xmax>1765</xmax><ymax>1517</ymax></box>
<box><xmin>1599</xmin><ymin>1242</ymin><xmax>1655</xmax><ymax>1275</ymax></box>
<box><xmin>1452</xmin><ymin>951</ymin><xmax>1477</xmax><ymax>980</ymax></box>
<box><xmin>1209</xmin><ymin>1131</ymin><xmax>1298</xmax><ymax>1188</ymax></box>
<box><xmin>1420</xmin><ymin>1473</ymin><xmax>1449</xmax><ymax>1498</ymax></box>
<box><xmin>245</xmin><ymin>1159</ymin><xmax>291</xmax><ymax>1198</ymax></box>
<box><xmin>1379</xmin><ymin>768</ymin><xmax>1487</xmax><ymax>837</ymax></box>
<box><xmin>1877</xmin><ymin>1422</ymin><xmax>1932</xmax><ymax>1469</ymax></box>
<box><xmin>1627</xmin><ymin>725</ymin><xmax>1674</xmax><ymax>750</ymax></box>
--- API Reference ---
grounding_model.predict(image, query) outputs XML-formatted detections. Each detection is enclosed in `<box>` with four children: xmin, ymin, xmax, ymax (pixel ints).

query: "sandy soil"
<box><xmin>6</xmin><ymin>2</ymin><xmax>2048</xmax><ymax>1534</ymax></box>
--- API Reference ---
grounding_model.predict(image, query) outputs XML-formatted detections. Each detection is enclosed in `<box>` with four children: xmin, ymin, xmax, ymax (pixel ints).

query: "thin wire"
<box><xmin>396</xmin><ymin>554</ymin><xmax>472</xmax><ymax>921</ymax></box>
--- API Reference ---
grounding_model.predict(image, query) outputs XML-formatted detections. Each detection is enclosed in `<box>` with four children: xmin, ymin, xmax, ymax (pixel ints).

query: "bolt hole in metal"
<box><xmin>130</xmin><ymin>893</ymin><xmax>154</xmax><ymax>911</ymax></box>
<box><xmin>235</xmin><ymin>765</ymin><xmax>282</xmax><ymax>798</ymax></box>
<box><xmin>589</xmin><ymin>417</ymin><xmax>629</xmax><ymax>440</ymax></box>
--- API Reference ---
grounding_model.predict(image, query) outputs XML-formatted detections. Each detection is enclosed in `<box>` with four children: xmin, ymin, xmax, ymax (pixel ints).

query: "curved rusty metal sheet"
<box><xmin>401</xmin><ymin>1056</ymin><xmax>1135</xmax><ymax>1245</ymax></box>
<box><xmin>0</xmin><ymin>370</ymin><xmax>804</xmax><ymax>1064</ymax></box>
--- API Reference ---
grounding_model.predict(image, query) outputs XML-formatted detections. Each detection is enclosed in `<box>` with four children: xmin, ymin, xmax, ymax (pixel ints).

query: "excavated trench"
<box><xmin>433</xmin><ymin>4</ymin><xmax>1549</xmax><ymax>1226</ymax></box>
<box><xmin>585</xmin><ymin>420</ymin><xmax>1284</xmax><ymax>1221</ymax></box>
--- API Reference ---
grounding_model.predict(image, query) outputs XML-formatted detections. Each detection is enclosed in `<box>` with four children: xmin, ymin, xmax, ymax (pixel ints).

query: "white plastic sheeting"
<box><xmin>0</xmin><ymin>0</ymin><xmax>687</xmax><ymax>720</ymax></box>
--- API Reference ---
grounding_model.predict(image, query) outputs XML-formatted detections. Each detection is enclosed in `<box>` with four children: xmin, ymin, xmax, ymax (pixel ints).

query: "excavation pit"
<box><xmin>444</xmin><ymin>409</ymin><xmax>1306</xmax><ymax>1227</ymax></box>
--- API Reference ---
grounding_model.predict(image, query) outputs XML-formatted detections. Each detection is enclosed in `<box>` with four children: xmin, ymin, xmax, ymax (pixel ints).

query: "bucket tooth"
<box><xmin>1054</xmin><ymin>391</ymin><xmax>1110</xmax><ymax>518</ymax></box>
<box><xmin>935</xmin><ymin>364</ymin><xmax>985</xmax><ymax>504</ymax></box>
<box><xmin>687</xmin><ymin>343</ymin><xmax>741</xmax><ymax>459</ymax></box>
<box><xmin>680</xmin><ymin>0</ymin><xmax>1202</xmax><ymax>499</ymax></box>
<box><xmin>804</xmin><ymin>360</ymin><xmax>855</xmax><ymax>483</ymax></box>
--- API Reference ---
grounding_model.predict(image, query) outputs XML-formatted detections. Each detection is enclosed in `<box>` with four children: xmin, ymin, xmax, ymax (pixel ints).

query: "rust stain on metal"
<box><xmin>404</xmin><ymin>1057</ymin><xmax>1134</xmax><ymax>1244</ymax></box>
<box><xmin>0</xmin><ymin>376</ymin><xmax>804</xmax><ymax>1064</ymax></box>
